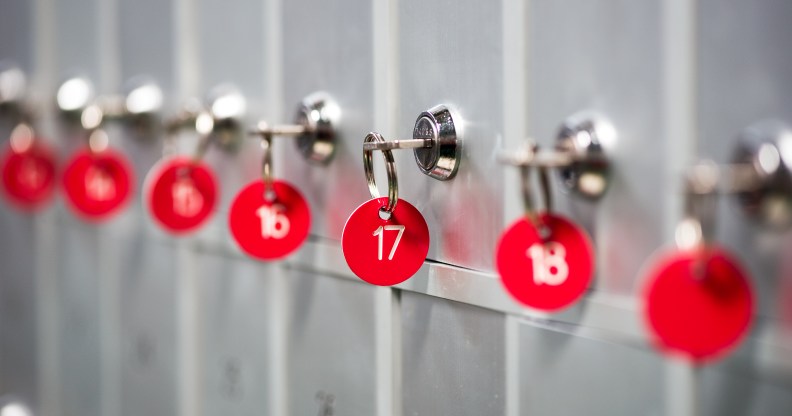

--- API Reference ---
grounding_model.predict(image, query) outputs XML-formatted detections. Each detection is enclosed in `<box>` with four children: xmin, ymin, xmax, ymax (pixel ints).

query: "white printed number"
<box><xmin>256</xmin><ymin>205</ymin><xmax>290</xmax><ymax>239</ymax></box>
<box><xmin>171</xmin><ymin>179</ymin><xmax>204</xmax><ymax>217</ymax></box>
<box><xmin>527</xmin><ymin>242</ymin><xmax>569</xmax><ymax>286</ymax></box>
<box><xmin>18</xmin><ymin>159</ymin><xmax>44</xmax><ymax>189</ymax></box>
<box><xmin>85</xmin><ymin>166</ymin><xmax>116</xmax><ymax>201</ymax></box>
<box><xmin>372</xmin><ymin>225</ymin><xmax>405</xmax><ymax>261</ymax></box>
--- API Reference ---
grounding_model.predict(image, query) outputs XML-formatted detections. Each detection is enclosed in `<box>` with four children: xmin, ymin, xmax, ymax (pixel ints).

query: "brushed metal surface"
<box><xmin>116</xmin><ymin>236</ymin><xmax>178</xmax><ymax>416</ymax></box>
<box><xmin>198</xmin><ymin>253</ymin><xmax>272</xmax><ymax>415</ymax></box>
<box><xmin>401</xmin><ymin>292</ymin><xmax>506</xmax><ymax>415</ymax></box>
<box><xmin>701</xmin><ymin>363</ymin><xmax>792</xmax><ymax>415</ymax></box>
<box><xmin>519</xmin><ymin>323</ymin><xmax>665</xmax><ymax>416</ymax></box>
<box><xmin>284</xmin><ymin>270</ymin><xmax>378</xmax><ymax>416</ymax></box>
<box><xmin>398</xmin><ymin>0</ymin><xmax>504</xmax><ymax>272</ymax></box>
<box><xmin>55</xmin><ymin>216</ymin><xmax>102</xmax><ymax>416</ymax></box>
<box><xmin>280</xmin><ymin>0</ymin><xmax>374</xmax><ymax>241</ymax></box>
<box><xmin>0</xmin><ymin>0</ymin><xmax>32</xmax><ymax>72</ymax></box>
<box><xmin>0</xmin><ymin>210</ymin><xmax>37</xmax><ymax>407</ymax></box>
<box><xmin>0</xmin><ymin>0</ymin><xmax>36</xmax><ymax>400</ymax></box>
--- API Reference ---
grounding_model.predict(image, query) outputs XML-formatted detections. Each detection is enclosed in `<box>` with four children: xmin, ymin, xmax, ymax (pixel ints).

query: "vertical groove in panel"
<box><xmin>34</xmin><ymin>212</ymin><xmax>59</xmax><ymax>416</ymax></box>
<box><xmin>505</xmin><ymin>315</ymin><xmax>521</xmax><ymax>416</ymax></box>
<box><xmin>174</xmin><ymin>0</ymin><xmax>202</xmax><ymax>415</ymax></box>
<box><xmin>174</xmin><ymin>0</ymin><xmax>200</xmax><ymax>98</ymax></box>
<box><xmin>266</xmin><ymin>0</ymin><xmax>284</xmax><ymax>121</ymax></box>
<box><xmin>662</xmin><ymin>0</ymin><xmax>698</xmax><ymax>240</ymax></box>
<box><xmin>502</xmin><ymin>1</ymin><xmax>528</xmax><ymax>414</ymax></box>
<box><xmin>501</xmin><ymin>0</ymin><xmax>529</xmax><ymax>224</ymax></box>
<box><xmin>375</xmin><ymin>288</ymin><xmax>401</xmax><ymax>416</ymax></box>
<box><xmin>177</xmin><ymin>242</ymin><xmax>204</xmax><ymax>416</ymax></box>
<box><xmin>373</xmin><ymin>1</ymin><xmax>400</xmax><ymax>415</ymax></box>
<box><xmin>265</xmin><ymin>1</ymin><xmax>288</xmax><ymax>415</ymax></box>
<box><xmin>33</xmin><ymin>0</ymin><xmax>60</xmax><ymax>413</ymax></box>
<box><xmin>662</xmin><ymin>0</ymin><xmax>699</xmax><ymax>415</ymax></box>
<box><xmin>97</xmin><ymin>0</ymin><xmax>122</xmax><ymax>414</ymax></box>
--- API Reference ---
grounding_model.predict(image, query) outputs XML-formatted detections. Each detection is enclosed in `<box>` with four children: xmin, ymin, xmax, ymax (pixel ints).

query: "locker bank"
<box><xmin>2</xmin><ymin>0</ymin><xmax>792</xmax><ymax>415</ymax></box>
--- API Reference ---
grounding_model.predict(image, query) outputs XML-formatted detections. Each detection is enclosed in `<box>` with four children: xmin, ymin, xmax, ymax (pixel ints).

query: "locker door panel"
<box><xmin>0</xmin><ymin>0</ymin><xmax>36</xmax><ymax>407</ymax></box>
<box><xmin>0</xmin><ymin>212</ymin><xmax>37</xmax><ymax>406</ymax></box>
<box><xmin>697</xmin><ymin>0</ymin><xmax>792</xmax><ymax>320</ymax></box>
<box><xmin>192</xmin><ymin>0</ymin><xmax>268</xmax><ymax>248</ymax></box>
<box><xmin>701</xmin><ymin>364</ymin><xmax>792</xmax><ymax>416</ymax></box>
<box><xmin>401</xmin><ymin>293</ymin><xmax>506</xmax><ymax>415</ymax></box>
<box><xmin>528</xmin><ymin>0</ymin><xmax>666</xmax><ymax>295</ymax></box>
<box><xmin>115</xmin><ymin>3</ymin><xmax>180</xmax><ymax>411</ymax></box>
<box><xmin>52</xmin><ymin>1</ymin><xmax>107</xmax><ymax>414</ymax></box>
<box><xmin>117</xmin><ymin>238</ymin><xmax>178</xmax><ymax>416</ymax></box>
<box><xmin>285</xmin><ymin>271</ymin><xmax>378</xmax><ymax>416</ymax></box>
<box><xmin>55</xmin><ymin>0</ymin><xmax>101</xmax><ymax>82</ymax></box>
<box><xmin>0</xmin><ymin>0</ymin><xmax>32</xmax><ymax>71</ymax></box>
<box><xmin>281</xmin><ymin>0</ymin><xmax>373</xmax><ymax>241</ymax></box>
<box><xmin>56</xmin><ymin>217</ymin><xmax>102</xmax><ymax>416</ymax></box>
<box><xmin>519</xmin><ymin>325</ymin><xmax>665</xmax><ymax>416</ymax></box>
<box><xmin>199</xmin><ymin>253</ymin><xmax>271</xmax><ymax>415</ymax></box>
<box><xmin>397</xmin><ymin>0</ymin><xmax>504</xmax><ymax>272</ymax></box>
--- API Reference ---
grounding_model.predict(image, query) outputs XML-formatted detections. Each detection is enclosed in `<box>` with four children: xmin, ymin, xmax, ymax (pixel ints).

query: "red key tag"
<box><xmin>62</xmin><ymin>148</ymin><xmax>134</xmax><ymax>221</ymax></box>
<box><xmin>145</xmin><ymin>158</ymin><xmax>218</xmax><ymax>234</ymax></box>
<box><xmin>1</xmin><ymin>140</ymin><xmax>57</xmax><ymax>210</ymax></box>
<box><xmin>643</xmin><ymin>247</ymin><xmax>754</xmax><ymax>363</ymax></box>
<box><xmin>342</xmin><ymin>197</ymin><xmax>430</xmax><ymax>286</ymax></box>
<box><xmin>229</xmin><ymin>179</ymin><xmax>310</xmax><ymax>260</ymax></box>
<box><xmin>496</xmin><ymin>213</ymin><xmax>594</xmax><ymax>311</ymax></box>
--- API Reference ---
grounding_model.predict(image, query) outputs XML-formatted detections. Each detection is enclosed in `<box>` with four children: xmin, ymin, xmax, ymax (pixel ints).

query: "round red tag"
<box><xmin>62</xmin><ymin>148</ymin><xmax>134</xmax><ymax>221</ymax></box>
<box><xmin>1</xmin><ymin>140</ymin><xmax>57</xmax><ymax>210</ymax></box>
<box><xmin>643</xmin><ymin>247</ymin><xmax>754</xmax><ymax>363</ymax></box>
<box><xmin>145</xmin><ymin>158</ymin><xmax>217</xmax><ymax>234</ymax></box>
<box><xmin>496</xmin><ymin>214</ymin><xmax>594</xmax><ymax>311</ymax></box>
<box><xmin>342</xmin><ymin>197</ymin><xmax>430</xmax><ymax>286</ymax></box>
<box><xmin>229</xmin><ymin>179</ymin><xmax>311</xmax><ymax>260</ymax></box>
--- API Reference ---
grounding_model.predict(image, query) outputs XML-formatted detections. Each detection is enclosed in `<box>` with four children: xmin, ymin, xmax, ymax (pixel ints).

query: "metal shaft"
<box><xmin>362</xmin><ymin>138</ymin><xmax>433</xmax><ymax>152</ymax></box>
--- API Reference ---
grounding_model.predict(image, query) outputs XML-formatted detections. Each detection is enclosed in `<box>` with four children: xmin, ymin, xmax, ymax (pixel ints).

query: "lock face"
<box><xmin>413</xmin><ymin>104</ymin><xmax>461</xmax><ymax>180</ymax></box>
<box><xmin>294</xmin><ymin>92</ymin><xmax>339</xmax><ymax>164</ymax></box>
<box><xmin>732</xmin><ymin>120</ymin><xmax>792</xmax><ymax>229</ymax></box>
<box><xmin>555</xmin><ymin>111</ymin><xmax>614</xmax><ymax>199</ymax></box>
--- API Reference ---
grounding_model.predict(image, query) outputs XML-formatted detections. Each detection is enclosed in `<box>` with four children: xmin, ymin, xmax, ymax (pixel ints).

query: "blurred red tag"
<box><xmin>496</xmin><ymin>214</ymin><xmax>594</xmax><ymax>311</ymax></box>
<box><xmin>145</xmin><ymin>158</ymin><xmax>217</xmax><ymax>234</ymax></box>
<box><xmin>62</xmin><ymin>148</ymin><xmax>134</xmax><ymax>221</ymax></box>
<box><xmin>229</xmin><ymin>179</ymin><xmax>310</xmax><ymax>260</ymax></box>
<box><xmin>1</xmin><ymin>140</ymin><xmax>57</xmax><ymax>210</ymax></box>
<box><xmin>342</xmin><ymin>197</ymin><xmax>429</xmax><ymax>286</ymax></box>
<box><xmin>643</xmin><ymin>247</ymin><xmax>754</xmax><ymax>363</ymax></box>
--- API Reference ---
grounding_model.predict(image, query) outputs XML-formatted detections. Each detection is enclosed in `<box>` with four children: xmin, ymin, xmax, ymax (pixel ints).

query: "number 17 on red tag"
<box><xmin>342</xmin><ymin>197</ymin><xmax>429</xmax><ymax>286</ymax></box>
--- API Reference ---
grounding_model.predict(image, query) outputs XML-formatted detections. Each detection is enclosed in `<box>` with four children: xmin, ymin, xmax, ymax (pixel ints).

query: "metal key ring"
<box><xmin>260</xmin><ymin>133</ymin><xmax>275</xmax><ymax>201</ymax></box>
<box><xmin>518</xmin><ymin>141</ymin><xmax>553</xmax><ymax>238</ymax></box>
<box><xmin>363</xmin><ymin>132</ymin><xmax>398</xmax><ymax>215</ymax></box>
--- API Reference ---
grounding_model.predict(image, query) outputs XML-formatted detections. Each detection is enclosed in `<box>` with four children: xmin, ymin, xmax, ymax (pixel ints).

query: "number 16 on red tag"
<box><xmin>229</xmin><ymin>180</ymin><xmax>310</xmax><ymax>260</ymax></box>
<box><xmin>342</xmin><ymin>197</ymin><xmax>429</xmax><ymax>286</ymax></box>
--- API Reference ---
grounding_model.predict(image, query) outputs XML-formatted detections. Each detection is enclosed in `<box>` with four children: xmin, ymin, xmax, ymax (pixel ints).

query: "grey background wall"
<box><xmin>1</xmin><ymin>0</ymin><xmax>792</xmax><ymax>415</ymax></box>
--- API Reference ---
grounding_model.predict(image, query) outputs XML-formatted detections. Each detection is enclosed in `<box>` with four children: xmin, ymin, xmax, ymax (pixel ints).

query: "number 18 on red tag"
<box><xmin>496</xmin><ymin>213</ymin><xmax>594</xmax><ymax>311</ymax></box>
<box><xmin>342</xmin><ymin>197</ymin><xmax>430</xmax><ymax>286</ymax></box>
